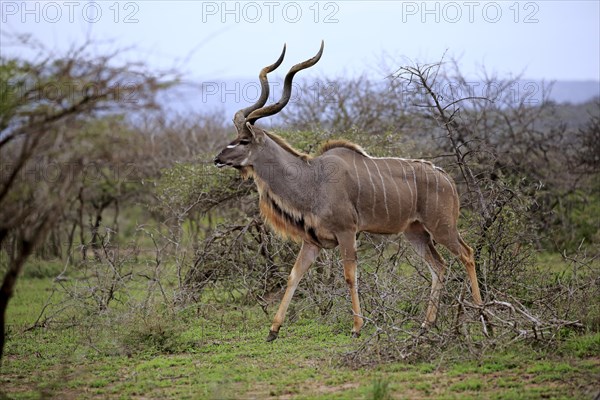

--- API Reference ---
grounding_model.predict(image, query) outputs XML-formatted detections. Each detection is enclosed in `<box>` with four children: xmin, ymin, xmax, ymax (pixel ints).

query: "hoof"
<box><xmin>351</xmin><ymin>331</ymin><xmax>361</xmax><ymax>338</ymax></box>
<box><xmin>266</xmin><ymin>330</ymin><xmax>279</xmax><ymax>342</ymax></box>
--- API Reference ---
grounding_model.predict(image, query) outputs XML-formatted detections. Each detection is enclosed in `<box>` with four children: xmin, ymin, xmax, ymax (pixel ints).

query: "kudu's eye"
<box><xmin>239</xmin><ymin>139</ymin><xmax>251</xmax><ymax>145</ymax></box>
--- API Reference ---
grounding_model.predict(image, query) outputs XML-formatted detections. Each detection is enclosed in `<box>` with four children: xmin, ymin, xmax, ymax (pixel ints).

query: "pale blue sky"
<box><xmin>2</xmin><ymin>1</ymin><xmax>599</xmax><ymax>82</ymax></box>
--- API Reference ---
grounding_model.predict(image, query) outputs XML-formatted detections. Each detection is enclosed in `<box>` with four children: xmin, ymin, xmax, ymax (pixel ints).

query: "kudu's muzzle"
<box><xmin>213</xmin><ymin>153</ymin><xmax>227</xmax><ymax>168</ymax></box>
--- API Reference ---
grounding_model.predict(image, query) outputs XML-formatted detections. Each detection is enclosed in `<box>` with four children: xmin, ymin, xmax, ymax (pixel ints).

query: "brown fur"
<box><xmin>254</xmin><ymin>174</ymin><xmax>322</xmax><ymax>245</ymax></box>
<box><xmin>239</xmin><ymin>166</ymin><xmax>254</xmax><ymax>180</ymax></box>
<box><xmin>259</xmin><ymin>199</ymin><xmax>305</xmax><ymax>242</ymax></box>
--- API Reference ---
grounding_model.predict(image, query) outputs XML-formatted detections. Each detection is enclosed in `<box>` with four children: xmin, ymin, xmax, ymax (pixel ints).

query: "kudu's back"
<box><xmin>321</xmin><ymin>147</ymin><xmax>461</xmax><ymax>239</ymax></box>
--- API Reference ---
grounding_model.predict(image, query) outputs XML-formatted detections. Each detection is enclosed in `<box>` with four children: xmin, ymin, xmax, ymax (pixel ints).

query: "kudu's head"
<box><xmin>214</xmin><ymin>41</ymin><xmax>324</xmax><ymax>170</ymax></box>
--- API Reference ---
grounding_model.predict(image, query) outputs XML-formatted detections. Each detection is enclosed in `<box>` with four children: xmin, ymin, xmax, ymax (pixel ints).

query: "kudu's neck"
<box><xmin>251</xmin><ymin>135</ymin><xmax>316</xmax><ymax>211</ymax></box>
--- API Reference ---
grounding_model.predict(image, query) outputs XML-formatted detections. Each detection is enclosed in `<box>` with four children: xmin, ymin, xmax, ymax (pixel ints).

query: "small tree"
<box><xmin>0</xmin><ymin>34</ymin><xmax>174</xmax><ymax>361</ymax></box>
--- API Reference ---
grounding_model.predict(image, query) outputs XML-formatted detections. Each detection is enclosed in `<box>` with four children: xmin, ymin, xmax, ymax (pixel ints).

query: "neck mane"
<box><xmin>264</xmin><ymin>131</ymin><xmax>369</xmax><ymax>159</ymax></box>
<box><xmin>264</xmin><ymin>132</ymin><xmax>312</xmax><ymax>161</ymax></box>
<box><xmin>318</xmin><ymin>139</ymin><xmax>369</xmax><ymax>156</ymax></box>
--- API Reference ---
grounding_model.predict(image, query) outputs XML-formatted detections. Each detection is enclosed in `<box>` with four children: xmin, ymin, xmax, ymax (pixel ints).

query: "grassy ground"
<box><xmin>1</xmin><ymin>266</ymin><xmax>599</xmax><ymax>399</ymax></box>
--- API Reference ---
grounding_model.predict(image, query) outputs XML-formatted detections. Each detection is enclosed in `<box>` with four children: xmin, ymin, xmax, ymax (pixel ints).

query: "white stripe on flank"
<box><xmin>434</xmin><ymin>169</ymin><xmax>440</xmax><ymax>211</ymax></box>
<box><xmin>353</xmin><ymin>155</ymin><xmax>361</xmax><ymax>211</ymax></box>
<box><xmin>441</xmin><ymin>173</ymin><xmax>456</xmax><ymax>197</ymax></box>
<box><xmin>383</xmin><ymin>159</ymin><xmax>401</xmax><ymax>219</ymax></box>
<box><xmin>372</xmin><ymin>159</ymin><xmax>389</xmax><ymax>220</ymax></box>
<box><xmin>400</xmin><ymin>160</ymin><xmax>413</xmax><ymax>214</ymax></box>
<box><xmin>409</xmin><ymin>163</ymin><xmax>418</xmax><ymax>216</ymax></box>
<box><xmin>361</xmin><ymin>158</ymin><xmax>377</xmax><ymax>218</ymax></box>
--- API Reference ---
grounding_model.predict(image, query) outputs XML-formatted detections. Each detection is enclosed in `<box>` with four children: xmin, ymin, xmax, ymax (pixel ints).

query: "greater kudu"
<box><xmin>214</xmin><ymin>41</ymin><xmax>483</xmax><ymax>341</ymax></box>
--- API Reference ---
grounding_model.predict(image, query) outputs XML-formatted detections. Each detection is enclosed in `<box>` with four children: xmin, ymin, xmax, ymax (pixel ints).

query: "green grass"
<box><xmin>1</xmin><ymin>262</ymin><xmax>599</xmax><ymax>399</ymax></box>
<box><xmin>560</xmin><ymin>332</ymin><xmax>600</xmax><ymax>357</ymax></box>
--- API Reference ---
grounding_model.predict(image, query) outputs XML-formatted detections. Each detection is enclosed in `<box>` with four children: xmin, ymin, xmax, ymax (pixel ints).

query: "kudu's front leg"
<box><xmin>337</xmin><ymin>232</ymin><xmax>364</xmax><ymax>337</ymax></box>
<box><xmin>266</xmin><ymin>241</ymin><xmax>320</xmax><ymax>342</ymax></box>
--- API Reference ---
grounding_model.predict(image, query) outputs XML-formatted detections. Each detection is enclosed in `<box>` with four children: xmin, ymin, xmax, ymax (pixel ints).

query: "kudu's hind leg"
<box><xmin>436</xmin><ymin>231</ymin><xmax>483</xmax><ymax>308</ymax></box>
<box><xmin>454</xmin><ymin>236</ymin><xmax>483</xmax><ymax>306</ymax></box>
<box><xmin>267</xmin><ymin>241</ymin><xmax>320</xmax><ymax>342</ymax></box>
<box><xmin>405</xmin><ymin>223</ymin><xmax>447</xmax><ymax>328</ymax></box>
<box><xmin>337</xmin><ymin>231</ymin><xmax>364</xmax><ymax>337</ymax></box>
